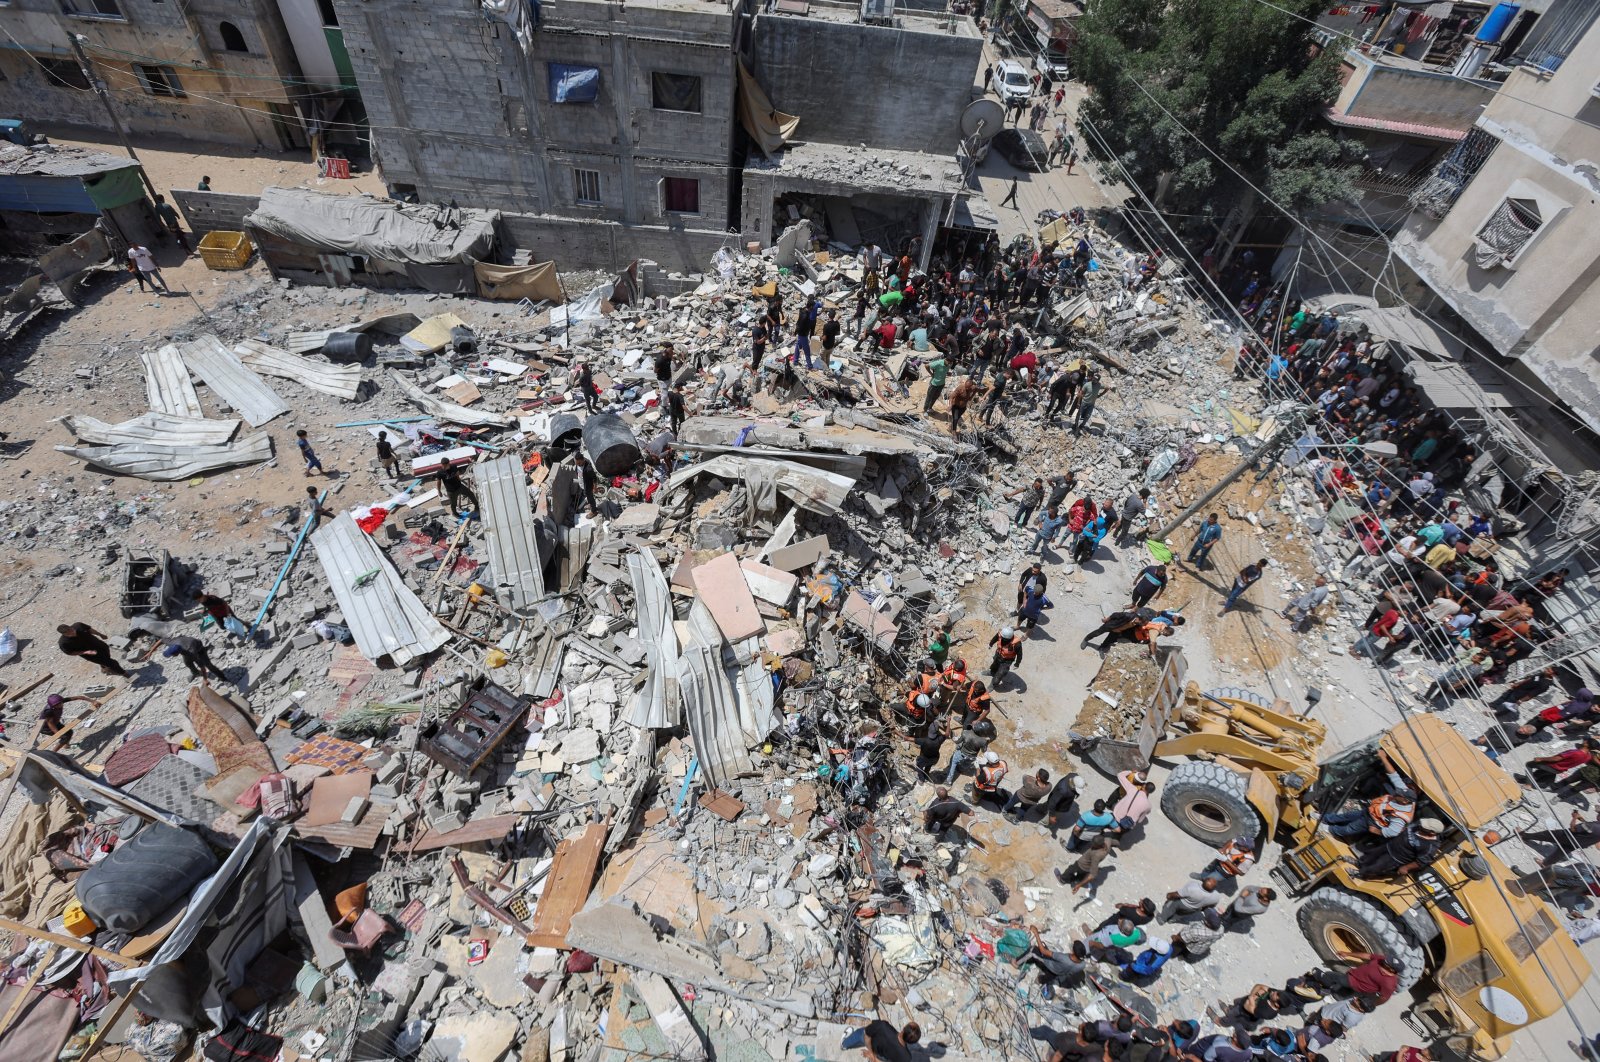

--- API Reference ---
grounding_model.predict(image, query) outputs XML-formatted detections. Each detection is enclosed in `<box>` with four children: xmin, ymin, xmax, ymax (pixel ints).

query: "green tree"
<box><xmin>1075</xmin><ymin>0</ymin><xmax>1359</xmax><ymax>245</ymax></box>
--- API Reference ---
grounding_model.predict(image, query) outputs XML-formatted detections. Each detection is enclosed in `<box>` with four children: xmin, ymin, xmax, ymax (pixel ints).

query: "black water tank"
<box><xmin>76</xmin><ymin>822</ymin><xmax>218</xmax><ymax>933</ymax></box>
<box><xmin>323</xmin><ymin>332</ymin><xmax>373</xmax><ymax>359</ymax></box>
<box><xmin>582</xmin><ymin>413</ymin><xmax>640</xmax><ymax>476</ymax></box>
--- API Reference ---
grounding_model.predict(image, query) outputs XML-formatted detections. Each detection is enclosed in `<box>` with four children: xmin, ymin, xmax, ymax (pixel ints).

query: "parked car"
<box><xmin>991</xmin><ymin>60</ymin><xmax>1032</xmax><ymax>104</ymax></box>
<box><xmin>1034</xmin><ymin>51</ymin><xmax>1070</xmax><ymax>81</ymax></box>
<box><xmin>992</xmin><ymin>128</ymin><xmax>1048</xmax><ymax>171</ymax></box>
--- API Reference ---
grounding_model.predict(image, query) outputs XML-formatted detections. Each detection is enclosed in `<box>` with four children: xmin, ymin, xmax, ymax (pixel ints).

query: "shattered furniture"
<box><xmin>418</xmin><ymin>682</ymin><xmax>529</xmax><ymax>776</ymax></box>
<box><xmin>120</xmin><ymin>548</ymin><xmax>183</xmax><ymax>619</ymax></box>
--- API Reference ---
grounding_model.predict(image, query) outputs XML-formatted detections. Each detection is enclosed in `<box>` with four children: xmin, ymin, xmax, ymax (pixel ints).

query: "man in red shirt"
<box><xmin>1319</xmin><ymin>951</ymin><xmax>1399</xmax><ymax>1004</ymax></box>
<box><xmin>1352</xmin><ymin>606</ymin><xmax>1406</xmax><ymax>661</ymax></box>
<box><xmin>1518</xmin><ymin>740</ymin><xmax>1600</xmax><ymax>789</ymax></box>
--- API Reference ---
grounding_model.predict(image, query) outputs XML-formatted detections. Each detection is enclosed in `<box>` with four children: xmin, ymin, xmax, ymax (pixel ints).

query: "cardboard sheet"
<box><xmin>300</xmin><ymin>771</ymin><xmax>372</xmax><ymax>828</ymax></box>
<box><xmin>691</xmin><ymin>552</ymin><xmax>764</xmax><ymax>641</ymax></box>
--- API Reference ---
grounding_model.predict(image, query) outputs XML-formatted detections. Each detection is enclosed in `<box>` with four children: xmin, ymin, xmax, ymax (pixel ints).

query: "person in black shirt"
<box><xmin>1094</xmin><ymin>897</ymin><xmax>1157</xmax><ymax>933</ymax></box>
<box><xmin>577</xmin><ymin>362</ymin><xmax>599</xmax><ymax>413</ymax></box>
<box><xmin>1494</xmin><ymin>666</ymin><xmax>1558</xmax><ymax>715</ymax></box>
<box><xmin>749</xmin><ymin>321</ymin><xmax>769</xmax><ymax>375</ymax></box>
<box><xmin>653</xmin><ymin>343</ymin><xmax>677</xmax><ymax>386</ymax></box>
<box><xmin>574</xmin><ymin>453</ymin><xmax>600</xmax><ymax>515</ymax></box>
<box><xmin>821</xmin><ymin>310</ymin><xmax>843</xmax><ymax>360</ymax></box>
<box><xmin>437</xmin><ymin>465</ymin><xmax>479</xmax><ymax>517</ymax></box>
<box><xmin>1050</xmin><ymin>1023</ymin><xmax>1104</xmax><ymax>1062</ymax></box>
<box><xmin>923</xmin><ymin>786</ymin><xmax>970</xmax><ymax>833</ymax></box>
<box><xmin>56</xmin><ymin>623</ymin><xmax>128</xmax><ymax>677</ymax></box>
<box><xmin>375</xmin><ymin>430</ymin><xmax>401</xmax><ymax>479</ymax></box>
<box><xmin>840</xmin><ymin>1020</ymin><xmax>918</xmax><ymax>1062</ymax></box>
<box><xmin>914</xmin><ymin>719</ymin><xmax>949</xmax><ymax>779</ymax></box>
<box><xmin>667</xmin><ymin>386</ymin><xmax>687</xmax><ymax>434</ymax></box>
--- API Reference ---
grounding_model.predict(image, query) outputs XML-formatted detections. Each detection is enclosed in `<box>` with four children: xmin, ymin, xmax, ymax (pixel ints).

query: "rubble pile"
<box><xmin>0</xmin><ymin>217</ymin><xmax>1289</xmax><ymax>1062</ymax></box>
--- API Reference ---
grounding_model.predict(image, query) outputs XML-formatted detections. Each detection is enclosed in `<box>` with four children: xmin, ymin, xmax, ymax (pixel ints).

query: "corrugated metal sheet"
<box><xmin>477</xmin><ymin>453</ymin><xmax>547</xmax><ymax>611</ymax></box>
<box><xmin>284</xmin><ymin>312</ymin><xmax>422</xmax><ymax>353</ymax></box>
<box><xmin>176</xmin><ymin>334</ymin><xmax>289</xmax><ymax>427</ymax></box>
<box><xmin>389</xmin><ymin>371</ymin><xmax>513</xmax><ymax>428</ymax></box>
<box><xmin>235</xmin><ymin>339</ymin><xmax>361</xmax><ymax>400</ymax></box>
<box><xmin>0</xmin><ymin>172</ymin><xmax>97</xmax><ymax>213</ymax></box>
<box><xmin>625</xmin><ymin>550</ymin><xmax>681</xmax><ymax>729</ymax></box>
<box><xmin>56</xmin><ymin>432</ymin><xmax>273</xmax><ymax>481</ymax></box>
<box><xmin>142</xmin><ymin>345</ymin><xmax>203</xmax><ymax>419</ymax></box>
<box><xmin>677</xmin><ymin>600</ymin><xmax>779</xmax><ymax>785</ymax></box>
<box><xmin>59</xmin><ymin>411</ymin><xmax>240</xmax><ymax>447</ymax></box>
<box><xmin>666</xmin><ymin>453</ymin><xmax>859</xmax><ymax>515</ymax></box>
<box><xmin>312</xmin><ymin>512</ymin><xmax>450</xmax><ymax>666</ymax></box>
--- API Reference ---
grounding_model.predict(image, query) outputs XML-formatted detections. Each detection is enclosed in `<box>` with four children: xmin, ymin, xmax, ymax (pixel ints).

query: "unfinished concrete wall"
<box><xmin>1392</xmin><ymin>24</ymin><xmax>1600</xmax><ymax>434</ymax></box>
<box><xmin>334</xmin><ymin>0</ymin><xmax>738</xmax><ymax>235</ymax></box>
<box><xmin>751</xmin><ymin>9</ymin><xmax>981</xmax><ymax>154</ymax></box>
<box><xmin>0</xmin><ymin>0</ymin><xmax>307</xmax><ymax>149</ymax></box>
<box><xmin>498</xmin><ymin>213</ymin><xmax>727</xmax><ymax>275</ymax></box>
<box><xmin>1333</xmin><ymin>53</ymin><xmax>1495</xmax><ymax>133</ymax></box>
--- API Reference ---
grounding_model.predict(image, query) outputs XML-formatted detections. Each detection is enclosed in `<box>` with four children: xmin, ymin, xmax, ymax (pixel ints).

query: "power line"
<box><xmin>1078</xmin><ymin>105</ymin><xmax>1600</xmax><ymax>1035</ymax></box>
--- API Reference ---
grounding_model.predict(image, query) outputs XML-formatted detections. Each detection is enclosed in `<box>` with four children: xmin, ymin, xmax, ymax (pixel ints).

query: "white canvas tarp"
<box><xmin>245</xmin><ymin>187</ymin><xmax>498</xmax><ymax>265</ymax></box>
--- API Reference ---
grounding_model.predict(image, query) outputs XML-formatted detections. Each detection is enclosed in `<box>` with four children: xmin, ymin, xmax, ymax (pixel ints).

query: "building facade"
<box><xmin>332</xmin><ymin>0</ymin><xmax>743</xmax><ymax>270</ymax></box>
<box><xmin>0</xmin><ymin>0</ymin><xmax>356</xmax><ymax>152</ymax></box>
<box><xmin>1392</xmin><ymin>6</ymin><xmax>1600</xmax><ymax>437</ymax></box>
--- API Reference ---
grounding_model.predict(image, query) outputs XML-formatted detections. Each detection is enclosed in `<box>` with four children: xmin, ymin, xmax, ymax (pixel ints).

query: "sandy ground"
<box><xmin>42</xmin><ymin>126</ymin><xmax>387</xmax><ymax>202</ymax></box>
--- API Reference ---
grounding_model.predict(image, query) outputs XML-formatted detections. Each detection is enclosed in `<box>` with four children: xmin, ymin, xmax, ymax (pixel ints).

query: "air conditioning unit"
<box><xmin>861</xmin><ymin>0</ymin><xmax>894</xmax><ymax>22</ymax></box>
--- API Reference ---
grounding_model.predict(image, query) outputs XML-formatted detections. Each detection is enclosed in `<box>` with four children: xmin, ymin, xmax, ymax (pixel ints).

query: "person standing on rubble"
<box><xmin>438</xmin><ymin>464</ymin><xmax>480</xmax><ymax>518</ymax></box>
<box><xmin>971</xmin><ymin>749</ymin><xmax>1009</xmax><ymax>808</ymax></box>
<box><xmin>195</xmin><ymin>590</ymin><xmax>249</xmax><ymax>639</ymax></box>
<box><xmin>577</xmin><ymin>361</ymin><xmax>600</xmax><ymax>413</ymax></box>
<box><xmin>914</xmin><ymin>716</ymin><xmax>951</xmax><ymax>780</ymax></box>
<box><xmin>980</xmin><ymin>369</ymin><xmax>1012</xmax><ymax>424</ymax></box>
<box><xmin>304</xmin><ymin>486</ymin><xmax>336</xmax><ymax>529</ymax></box>
<box><xmin>1186</xmin><ymin>513</ymin><xmax>1223</xmax><ymax>569</ymax></box>
<box><xmin>1071</xmin><ymin>369</ymin><xmax>1100</xmax><ymax>433</ymax></box>
<box><xmin>944</xmin><ymin>716</ymin><xmax>996</xmax><ymax>784</ymax></box>
<box><xmin>839</xmin><ymin>1020</ymin><xmax>920</xmax><ymax>1061</ymax></box>
<box><xmin>947</xmin><ymin>374</ymin><xmax>978</xmax><ymax>434</ymax></box>
<box><xmin>923</xmin><ymin>350</ymin><xmax>948</xmax><ymax>414</ymax></box>
<box><xmin>158</xmin><ymin>633</ymin><xmax>228</xmax><ymax>683</ymax></box>
<box><xmin>1116</xmin><ymin>488</ymin><xmax>1152</xmax><ymax>547</ymax></box>
<box><xmin>922</xmin><ymin>785</ymin><xmax>969</xmax><ymax>833</ymax></box>
<box><xmin>56</xmin><ymin>622</ymin><xmax>129</xmax><ymax>677</ymax></box>
<box><xmin>791</xmin><ymin>298</ymin><xmax>818</xmax><ymax>369</ymax></box>
<box><xmin>1007</xmin><ymin>479</ymin><xmax>1046</xmax><ymax>529</ymax></box>
<box><xmin>667</xmin><ymin>386</ymin><xmax>687</xmax><ymax>434</ymax></box>
<box><xmin>375</xmin><ymin>431</ymin><xmax>401</xmax><ymax>479</ymax></box>
<box><xmin>821</xmin><ymin>309</ymin><xmax>842</xmax><ymax>364</ymax></box>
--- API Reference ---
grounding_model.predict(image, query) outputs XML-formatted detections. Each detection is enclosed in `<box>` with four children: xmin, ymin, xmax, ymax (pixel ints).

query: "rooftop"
<box><xmin>764</xmin><ymin>0</ymin><xmax>979</xmax><ymax>36</ymax></box>
<box><xmin>0</xmin><ymin>143</ymin><xmax>140</xmax><ymax>179</ymax></box>
<box><xmin>745</xmin><ymin>141</ymin><xmax>966</xmax><ymax>197</ymax></box>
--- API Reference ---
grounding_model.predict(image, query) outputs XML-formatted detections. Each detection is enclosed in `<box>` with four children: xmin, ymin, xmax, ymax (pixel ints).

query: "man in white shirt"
<box><xmin>127</xmin><ymin>244</ymin><xmax>169</xmax><ymax>293</ymax></box>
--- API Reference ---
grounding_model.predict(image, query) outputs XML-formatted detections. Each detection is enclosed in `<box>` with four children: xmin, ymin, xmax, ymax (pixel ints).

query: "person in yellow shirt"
<box><xmin>1424</xmin><ymin>541</ymin><xmax>1458</xmax><ymax>568</ymax></box>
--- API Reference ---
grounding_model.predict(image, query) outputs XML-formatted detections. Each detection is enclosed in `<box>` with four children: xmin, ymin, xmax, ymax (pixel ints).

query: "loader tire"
<box><xmin>1297</xmin><ymin>887</ymin><xmax>1426</xmax><ymax>991</ymax></box>
<box><xmin>1160</xmin><ymin>761</ymin><xmax>1262</xmax><ymax>848</ymax></box>
<box><xmin>1204</xmin><ymin>686</ymin><xmax>1272</xmax><ymax>708</ymax></box>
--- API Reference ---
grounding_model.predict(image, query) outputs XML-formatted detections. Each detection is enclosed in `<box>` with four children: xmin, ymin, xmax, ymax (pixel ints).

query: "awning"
<box><xmin>1404</xmin><ymin>359</ymin><xmax>1520</xmax><ymax>410</ymax></box>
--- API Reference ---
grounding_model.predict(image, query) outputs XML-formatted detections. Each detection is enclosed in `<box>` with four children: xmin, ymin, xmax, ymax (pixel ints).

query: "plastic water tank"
<box><xmin>76</xmin><ymin>822</ymin><xmax>218</xmax><ymax>933</ymax></box>
<box><xmin>1474</xmin><ymin>2</ymin><xmax>1519</xmax><ymax>42</ymax></box>
<box><xmin>582</xmin><ymin>413</ymin><xmax>641</xmax><ymax>476</ymax></box>
<box><xmin>323</xmin><ymin>332</ymin><xmax>374</xmax><ymax>359</ymax></box>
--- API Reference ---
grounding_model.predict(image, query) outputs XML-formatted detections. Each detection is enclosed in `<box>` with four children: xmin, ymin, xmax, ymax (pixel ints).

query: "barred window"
<box><xmin>1473</xmin><ymin>198</ymin><xmax>1541</xmax><ymax>267</ymax></box>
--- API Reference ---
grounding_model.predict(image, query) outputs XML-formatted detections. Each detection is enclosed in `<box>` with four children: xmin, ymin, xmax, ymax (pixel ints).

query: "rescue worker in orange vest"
<box><xmin>904</xmin><ymin>689</ymin><xmax>933</xmax><ymax>724</ymax></box>
<box><xmin>988</xmin><ymin>626</ymin><xmax>1025</xmax><ymax>688</ymax></box>
<box><xmin>903</xmin><ymin>662</ymin><xmax>937</xmax><ymax>718</ymax></box>
<box><xmin>938</xmin><ymin>658</ymin><xmax>970</xmax><ymax>712</ymax></box>
<box><xmin>1195</xmin><ymin>836</ymin><xmax>1257</xmax><ymax>881</ymax></box>
<box><xmin>962</xmin><ymin>679</ymin><xmax>993</xmax><ymax>726</ymax></box>
<box><xmin>972</xmin><ymin>749</ymin><xmax>1009</xmax><ymax>808</ymax></box>
<box><xmin>1132</xmin><ymin>613</ymin><xmax>1186</xmax><ymax>657</ymax></box>
<box><xmin>1322</xmin><ymin>749</ymin><xmax>1416</xmax><ymax>840</ymax></box>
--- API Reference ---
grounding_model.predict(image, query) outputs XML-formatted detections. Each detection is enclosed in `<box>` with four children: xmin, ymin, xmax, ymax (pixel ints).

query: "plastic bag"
<box><xmin>0</xmin><ymin>627</ymin><xmax>16</xmax><ymax>666</ymax></box>
<box><xmin>222</xmin><ymin>616</ymin><xmax>250</xmax><ymax>639</ymax></box>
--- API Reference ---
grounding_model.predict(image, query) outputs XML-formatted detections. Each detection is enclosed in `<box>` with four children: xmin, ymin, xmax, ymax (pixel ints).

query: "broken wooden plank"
<box><xmin>526</xmin><ymin>820</ymin><xmax>608</xmax><ymax>949</ymax></box>
<box><xmin>405</xmin><ymin>813</ymin><xmax>522</xmax><ymax>853</ymax></box>
<box><xmin>697</xmin><ymin>789</ymin><xmax>745</xmax><ymax>822</ymax></box>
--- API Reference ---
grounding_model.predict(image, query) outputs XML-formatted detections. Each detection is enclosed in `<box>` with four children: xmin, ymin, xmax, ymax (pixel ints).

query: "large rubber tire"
<box><xmin>1204</xmin><ymin>686</ymin><xmax>1273</xmax><ymax>708</ymax></box>
<box><xmin>1297</xmin><ymin>887</ymin><xmax>1427</xmax><ymax>992</ymax></box>
<box><xmin>1160</xmin><ymin>761</ymin><xmax>1263</xmax><ymax>849</ymax></box>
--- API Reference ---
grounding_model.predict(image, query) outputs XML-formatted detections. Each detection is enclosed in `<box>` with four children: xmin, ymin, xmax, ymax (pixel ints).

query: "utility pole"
<box><xmin>64</xmin><ymin>32</ymin><xmax>159</xmax><ymax>199</ymax></box>
<box><xmin>1154</xmin><ymin>406</ymin><xmax>1312</xmax><ymax>542</ymax></box>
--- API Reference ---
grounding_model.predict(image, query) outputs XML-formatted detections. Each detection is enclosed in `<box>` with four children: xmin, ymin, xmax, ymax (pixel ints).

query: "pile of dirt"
<box><xmin>1072</xmin><ymin>640</ymin><xmax>1160</xmax><ymax>741</ymax></box>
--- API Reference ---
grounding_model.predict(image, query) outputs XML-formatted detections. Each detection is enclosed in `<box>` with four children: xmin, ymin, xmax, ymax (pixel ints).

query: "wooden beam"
<box><xmin>0</xmin><ymin>943</ymin><xmax>53</xmax><ymax>1037</ymax></box>
<box><xmin>0</xmin><ymin>917</ymin><xmax>144</xmax><ymax>968</ymax></box>
<box><xmin>526</xmin><ymin>819</ymin><xmax>609</xmax><ymax>949</ymax></box>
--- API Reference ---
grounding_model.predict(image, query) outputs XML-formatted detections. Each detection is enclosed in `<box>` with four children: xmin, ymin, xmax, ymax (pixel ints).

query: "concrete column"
<box><xmin>918</xmin><ymin>198</ymin><xmax>939</xmax><ymax>273</ymax></box>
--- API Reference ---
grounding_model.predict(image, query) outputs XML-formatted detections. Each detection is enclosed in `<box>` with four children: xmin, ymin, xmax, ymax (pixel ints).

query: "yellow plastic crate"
<box><xmin>197</xmin><ymin>230</ymin><xmax>253</xmax><ymax>270</ymax></box>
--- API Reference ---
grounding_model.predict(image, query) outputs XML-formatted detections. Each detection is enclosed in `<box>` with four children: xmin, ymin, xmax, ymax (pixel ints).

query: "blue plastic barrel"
<box><xmin>1475</xmin><ymin>3</ymin><xmax>1519</xmax><ymax>42</ymax></box>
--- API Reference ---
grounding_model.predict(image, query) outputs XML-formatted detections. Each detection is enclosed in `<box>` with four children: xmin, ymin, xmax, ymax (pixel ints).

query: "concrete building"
<box><xmin>742</xmin><ymin>2</ymin><xmax>986</xmax><ymax>261</ymax></box>
<box><xmin>1391</xmin><ymin>6</ymin><xmax>1600</xmax><ymax>442</ymax></box>
<box><xmin>331</xmin><ymin>0</ymin><xmax>743</xmax><ymax>273</ymax></box>
<box><xmin>0</xmin><ymin>0</ymin><xmax>352</xmax><ymax>152</ymax></box>
<box><xmin>1287</xmin><ymin>46</ymin><xmax>1496</xmax><ymax>298</ymax></box>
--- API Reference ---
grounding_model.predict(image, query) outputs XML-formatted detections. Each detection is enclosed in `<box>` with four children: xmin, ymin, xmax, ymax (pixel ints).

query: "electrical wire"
<box><xmin>0</xmin><ymin>24</ymin><xmax>93</xmax><ymax>91</ymax></box>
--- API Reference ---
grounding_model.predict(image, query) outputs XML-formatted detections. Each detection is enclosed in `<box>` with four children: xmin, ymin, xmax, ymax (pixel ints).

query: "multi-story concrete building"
<box><xmin>331</xmin><ymin>0</ymin><xmax>744</xmax><ymax>272</ymax></box>
<box><xmin>0</xmin><ymin>0</ymin><xmax>360</xmax><ymax>153</ymax></box>
<box><xmin>1392</xmin><ymin>4</ymin><xmax>1600</xmax><ymax>442</ymax></box>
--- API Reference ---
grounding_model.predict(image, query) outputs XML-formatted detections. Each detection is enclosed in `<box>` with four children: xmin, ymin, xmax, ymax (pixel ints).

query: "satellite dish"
<box><xmin>961</xmin><ymin>98</ymin><xmax>1005</xmax><ymax>143</ymax></box>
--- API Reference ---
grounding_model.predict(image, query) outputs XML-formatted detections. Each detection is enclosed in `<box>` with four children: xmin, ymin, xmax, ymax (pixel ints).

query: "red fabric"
<box><xmin>1371</xmin><ymin>609</ymin><xmax>1400</xmax><ymax>637</ymax></box>
<box><xmin>356</xmin><ymin>507</ymin><xmax>388</xmax><ymax>534</ymax></box>
<box><xmin>1346</xmin><ymin>957</ymin><xmax>1398</xmax><ymax>1003</ymax></box>
<box><xmin>1546</xmin><ymin>748</ymin><xmax>1594</xmax><ymax>772</ymax></box>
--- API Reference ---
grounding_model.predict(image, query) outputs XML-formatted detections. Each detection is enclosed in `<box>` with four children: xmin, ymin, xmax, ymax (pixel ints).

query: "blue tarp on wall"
<box><xmin>0</xmin><ymin>173</ymin><xmax>98</xmax><ymax>213</ymax></box>
<box><xmin>548</xmin><ymin>63</ymin><xmax>600</xmax><ymax>103</ymax></box>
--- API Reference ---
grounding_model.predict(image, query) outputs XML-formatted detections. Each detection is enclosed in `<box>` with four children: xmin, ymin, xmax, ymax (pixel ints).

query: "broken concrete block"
<box><xmin>292</xmin><ymin>632</ymin><xmax>320</xmax><ymax>650</ymax></box>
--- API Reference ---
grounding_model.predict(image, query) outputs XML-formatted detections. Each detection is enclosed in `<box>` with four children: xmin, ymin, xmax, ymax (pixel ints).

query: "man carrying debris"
<box><xmin>987</xmin><ymin>625</ymin><xmax>1025</xmax><ymax>688</ymax></box>
<box><xmin>438</xmin><ymin>464</ymin><xmax>480</xmax><ymax>518</ymax></box>
<box><xmin>922</xmin><ymin>786</ymin><xmax>970</xmax><ymax>835</ymax></box>
<box><xmin>839</xmin><ymin>1020</ymin><xmax>919</xmax><ymax>1062</ymax></box>
<box><xmin>1283</xmin><ymin>575</ymin><xmax>1330</xmax><ymax>632</ymax></box>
